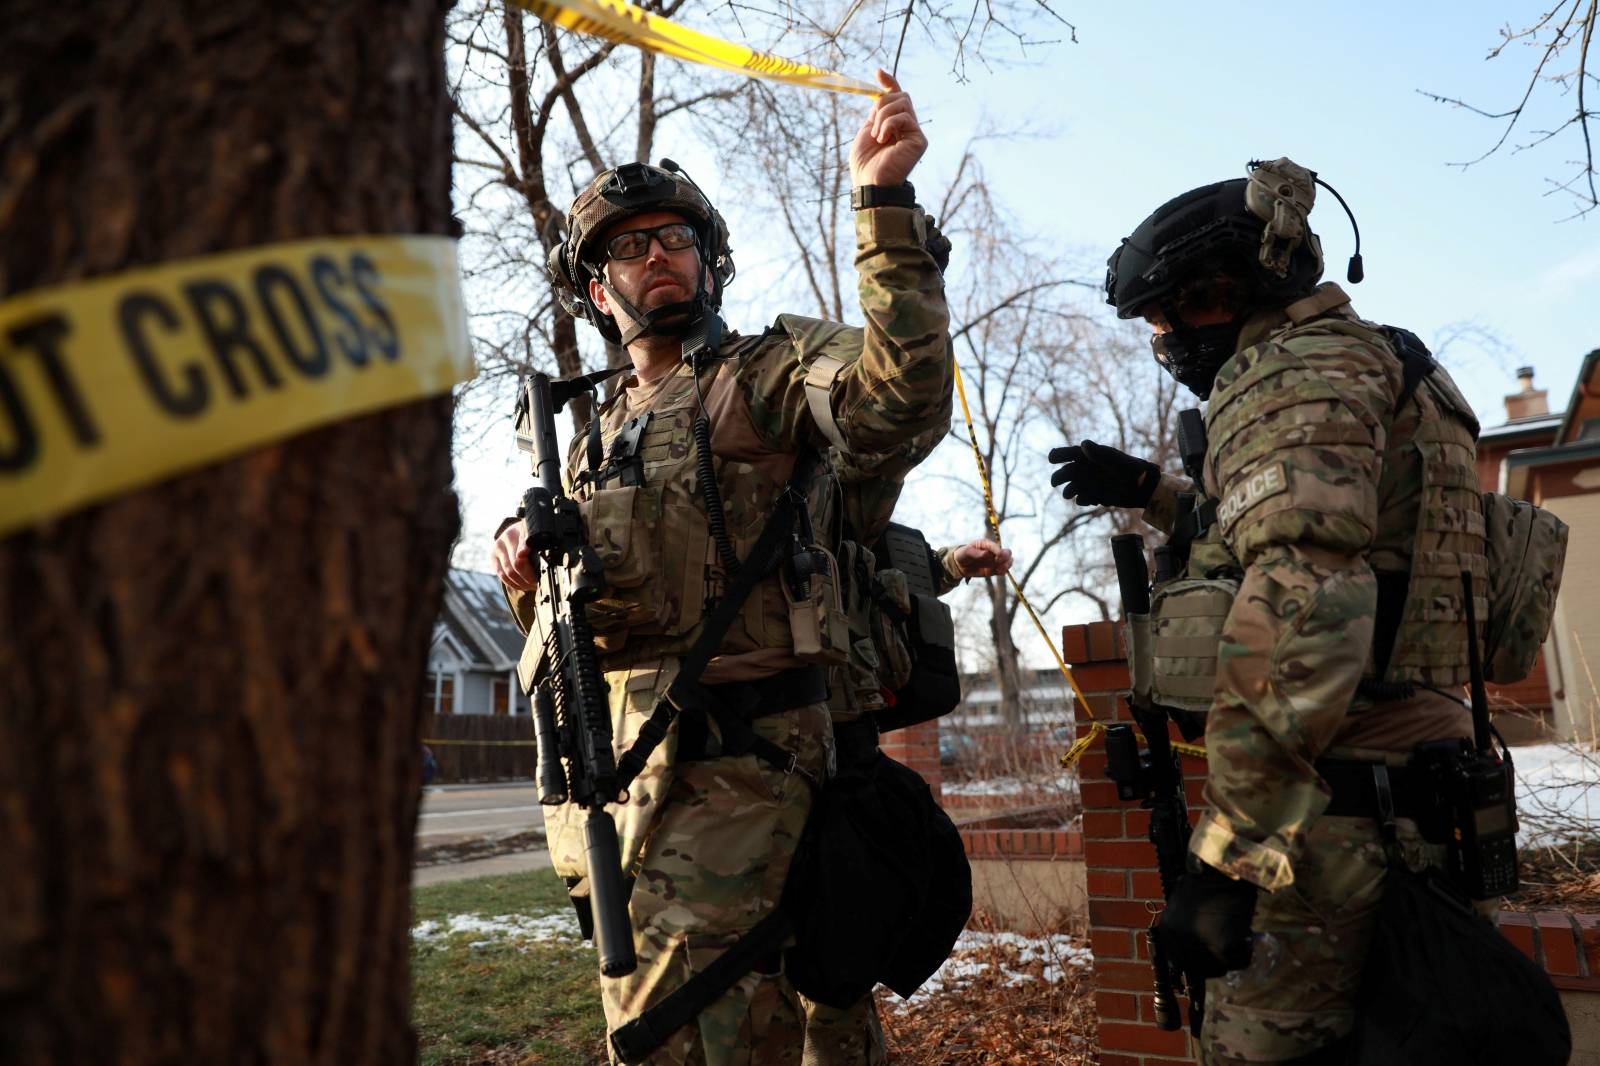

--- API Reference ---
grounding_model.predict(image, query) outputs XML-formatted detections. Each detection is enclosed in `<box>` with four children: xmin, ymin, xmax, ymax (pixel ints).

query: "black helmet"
<box><xmin>1105</xmin><ymin>158</ymin><xmax>1331</xmax><ymax>398</ymax></box>
<box><xmin>547</xmin><ymin>160</ymin><xmax>735</xmax><ymax>345</ymax></box>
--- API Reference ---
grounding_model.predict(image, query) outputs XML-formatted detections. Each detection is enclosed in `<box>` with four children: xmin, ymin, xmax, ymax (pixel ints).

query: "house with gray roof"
<box><xmin>425</xmin><ymin>569</ymin><xmax>528</xmax><ymax>716</ymax></box>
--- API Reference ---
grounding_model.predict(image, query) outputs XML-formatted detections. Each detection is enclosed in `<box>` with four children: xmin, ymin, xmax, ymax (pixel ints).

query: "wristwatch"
<box><xmin>850</xmin><ymin>182</ymin><xmax>916</xmax><ymax>210</ymax></box>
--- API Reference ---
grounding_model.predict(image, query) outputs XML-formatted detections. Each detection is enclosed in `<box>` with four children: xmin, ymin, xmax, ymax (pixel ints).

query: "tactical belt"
<box><xmin>675</xmin><ymin>666</ymin><xmax>829</xmax><ymax>763</ymax></box>
<box><xmin>1318</xmin><ymin>758</ymin><xmax>1426</xmax><ymax>820</ymax></box>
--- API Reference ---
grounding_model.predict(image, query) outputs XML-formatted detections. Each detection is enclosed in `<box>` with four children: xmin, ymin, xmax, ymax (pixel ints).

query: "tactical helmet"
<box><xmin>547</xmin><ymin>160</ymin><xmax>735</xmax><ymax>345</ymax></box>
<box><xmin>1105</xmin><ymin>158</ymin><xmax>1332</xmax><ymax>398</ymax></box>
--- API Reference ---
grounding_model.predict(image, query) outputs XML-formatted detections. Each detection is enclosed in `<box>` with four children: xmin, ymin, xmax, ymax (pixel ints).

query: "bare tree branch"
<box><xmin>1424</xmin><ymin>0</ymin><xmax>1598</xmax><ymax>217</ymax></box>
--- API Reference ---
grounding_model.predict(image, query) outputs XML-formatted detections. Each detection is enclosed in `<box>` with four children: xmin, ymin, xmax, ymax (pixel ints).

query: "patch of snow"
<box><xmin>898</xmin><ymin>930</ymin><xmax>1093</xmax><ymax>1003</ymax></box>
<box><xmin>943</xmin><ymin>773</ymin><xmax>1079</xmax><ymax>798</ymax></box>
<box><xmin>412</xmin><ymin>911</ymin><xmax>582</xmax><ymax>946</ymax></box>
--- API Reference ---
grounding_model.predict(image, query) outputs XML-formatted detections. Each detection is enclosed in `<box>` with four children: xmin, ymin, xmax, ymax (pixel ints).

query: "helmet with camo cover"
<box><xmin>547</xmin><ymin>160</ymin><xmax>735</xmax><ymax>345</ymax></box>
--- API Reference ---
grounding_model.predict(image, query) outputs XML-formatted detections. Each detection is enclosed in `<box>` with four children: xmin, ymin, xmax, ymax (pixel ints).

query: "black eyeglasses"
<box><xmin>606</xmin><ymin>222</ymin><xmax>698</xmax><ymax>261</ymax></box>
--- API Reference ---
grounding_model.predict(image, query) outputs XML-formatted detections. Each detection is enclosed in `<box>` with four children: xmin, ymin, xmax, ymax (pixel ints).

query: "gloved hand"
<box><xmin>1156</xmin><ymin>863</ymin><xmax>1259</xmax><ymax>979</ymax></box>
<box><xmin>1047</xmin><ymin>440</ymin><xmax>1160</xmax><ymax>508</ymax></box>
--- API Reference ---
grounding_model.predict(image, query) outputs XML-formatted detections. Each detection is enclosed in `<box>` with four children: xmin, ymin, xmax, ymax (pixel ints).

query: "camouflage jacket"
<box><xmin>506</xmin><ymin>205</ymin><xmax>952</xmax><ymax>682</ymax></box>
<box><xmin>1143</xmin><ymin>283</ymin><xmax>1483</xmax><ymax>891</ymax></box>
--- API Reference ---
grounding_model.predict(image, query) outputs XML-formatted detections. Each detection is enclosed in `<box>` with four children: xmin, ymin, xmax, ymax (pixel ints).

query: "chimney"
<box><xmin>1504</xmin><ymin>365</ymin><xmax>1549</xmax><ymax>421</ymax></box>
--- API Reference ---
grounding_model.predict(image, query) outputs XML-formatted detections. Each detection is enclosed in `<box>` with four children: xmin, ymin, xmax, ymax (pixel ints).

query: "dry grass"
<box><xmin>877</xmin><ymin>912</ymin><xmax>1098</xmax><ymax>1065</ymax></box>
<box><xmin>1502</xmin><ymin>839</ymin><xmax>1600</xmax><ymax>911</ymax></box>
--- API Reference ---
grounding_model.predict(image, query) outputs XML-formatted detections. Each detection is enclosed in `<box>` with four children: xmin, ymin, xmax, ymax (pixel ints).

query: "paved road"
<box><xmin>418</xmin><ymin>783</ymin><xmax>541</xmax><ymax>844</ymax></box>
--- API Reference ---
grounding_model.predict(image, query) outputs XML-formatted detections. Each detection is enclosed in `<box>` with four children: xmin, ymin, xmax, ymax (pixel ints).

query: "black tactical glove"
<box><xmin>1156</xmin><ymin>863</ymin><xmax>1259</xmax><ymax>979</ymax></box>
<box><xmin>1047</xmin><ymin>439</ymin><xmax>1160</xmax><ymax>508</ymax></box>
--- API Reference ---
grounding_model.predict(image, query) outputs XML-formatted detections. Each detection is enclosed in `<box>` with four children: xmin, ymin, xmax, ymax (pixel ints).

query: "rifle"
<box><xmin>516</xmin><ymin>370</ymin><xmax>637</xmax><ymax>979</ymax></box>
<box><xmin>1104</xmin><ymin>532</ymin><xmax>1203</xmax><ymax>1035</ymax></box>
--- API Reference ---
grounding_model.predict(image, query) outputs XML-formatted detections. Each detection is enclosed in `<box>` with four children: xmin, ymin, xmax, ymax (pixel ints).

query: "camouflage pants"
<box><xmin>1201</xmin><ymin>815</ymin><xmax>1487</xmax><ymax>1064</ymax></box>
<box><xmin>799</xmin><ymin>992</ymin><xmax>887</xmax><ymax>1066</ymax></box>
<box><xmin>599</xmin><ymin>701</ymin><xmax>832</xmax><ymax>1066</ymax></box>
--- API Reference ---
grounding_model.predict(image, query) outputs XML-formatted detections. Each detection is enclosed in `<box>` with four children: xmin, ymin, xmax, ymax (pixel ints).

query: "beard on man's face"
<box><xmin>625</xmin><ymin>263</ymin><xmax>698</xmax><ymax>310</ymax></box>
<box><xmin>611</xmin><ymin>263</ymin><xmax>700</xmax><ymax>336</ymax></box>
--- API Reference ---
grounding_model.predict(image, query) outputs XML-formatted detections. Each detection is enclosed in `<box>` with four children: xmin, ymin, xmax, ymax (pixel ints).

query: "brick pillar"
<box><xmin>1066</xmin><ymin>619</ymin><xmax>1205</xmax><ymax>1066</ymax></box>
<box><xmin>881</xmin><ymin>718</ymin><xmax>941</xmax><ymax>801</ymax></box>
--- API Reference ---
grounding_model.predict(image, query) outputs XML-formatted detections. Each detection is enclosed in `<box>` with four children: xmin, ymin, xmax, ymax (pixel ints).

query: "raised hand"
<box><xmin>848</xmin><ymin>70</ymin><xmax>928</xmax><ymax>188</ymax></box>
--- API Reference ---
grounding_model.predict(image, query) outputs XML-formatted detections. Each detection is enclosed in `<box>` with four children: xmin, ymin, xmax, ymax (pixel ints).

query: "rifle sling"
<box><xmin>613</xmin><ymin>449</ymin><xmax>821</xmax><ymax>792</ymax></box>
<box><xmin>609</xmin><ymin>909</ymin><xmax>792</xmax><ymax>1064</ymax></box>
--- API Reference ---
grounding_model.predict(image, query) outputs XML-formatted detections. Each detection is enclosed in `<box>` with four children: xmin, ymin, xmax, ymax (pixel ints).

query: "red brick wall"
<box><xmin>881</xmin><ymin>718</ymin><xmax>941</xmax><ymax>801</ymax></box>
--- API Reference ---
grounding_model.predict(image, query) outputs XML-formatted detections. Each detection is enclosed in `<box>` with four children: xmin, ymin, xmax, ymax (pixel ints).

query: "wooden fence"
<box><xmin>422</xmin><ymin>713</ymin><xmax>535</xmax><ymax>783</ymax></box>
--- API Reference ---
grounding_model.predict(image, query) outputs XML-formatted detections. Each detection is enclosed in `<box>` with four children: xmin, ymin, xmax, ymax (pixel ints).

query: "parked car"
<box><xmin>939</xmin><ymin>731</ymin><xmax>979</xmax><ymax>767</ymax></box>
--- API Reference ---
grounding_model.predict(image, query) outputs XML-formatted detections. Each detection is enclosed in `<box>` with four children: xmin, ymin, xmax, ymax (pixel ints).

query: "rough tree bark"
<box><xmin>0</xmin><ymin>4</ymin><xmax>456</xmax><ymax>1063</ymax></box>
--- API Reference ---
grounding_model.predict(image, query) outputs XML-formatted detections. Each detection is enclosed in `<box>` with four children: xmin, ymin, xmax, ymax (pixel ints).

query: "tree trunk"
<box><xmin>503</xmin><ymin>4</ymin><xmax>594</xmax><ymax>432</ymax></box>
<box><xmin>0</xmin><ymin>5</ymin><xmax>455</xmax><ymax>1064</ymax></box>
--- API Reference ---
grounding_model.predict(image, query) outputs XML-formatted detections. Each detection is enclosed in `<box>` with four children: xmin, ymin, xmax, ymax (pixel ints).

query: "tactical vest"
<box><xmin>1147</xmin><ymin>315</ymin><xmax>1489</xmax><ymax>714</ymax></box>
<box><xmin>569</xmin><ymin>355</ymin><xmax>802</xmax><ymax>665</ymax></box>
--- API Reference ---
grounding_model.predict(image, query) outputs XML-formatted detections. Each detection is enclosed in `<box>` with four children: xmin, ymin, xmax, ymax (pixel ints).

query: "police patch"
<box><xmin>1217</xmin><ymin>462</ymin><xmax>1288</xmax><ymax>532</ymax></box>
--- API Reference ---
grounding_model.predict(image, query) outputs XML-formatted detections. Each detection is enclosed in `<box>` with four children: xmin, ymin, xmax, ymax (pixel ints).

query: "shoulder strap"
<box><xmin>804</xmin><ymin>353</ymin><xmax>850</xmax><ymax>452</ymax></box>
<box><xmin>1381</xmin><ymin>325</ymin><xmax>1436</xmax><ymax>415</ymax></box>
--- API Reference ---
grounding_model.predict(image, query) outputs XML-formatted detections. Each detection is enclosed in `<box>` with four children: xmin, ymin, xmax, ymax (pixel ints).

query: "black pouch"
<box><xmin>874</xmin><ymin>592</ymin><xmax>961</xmax><ymax>732</ymax></box>
<box><xmin>1351</xmin><ymin>866</ymin><xmax>1570</xmax><ymax>1064</ymax></box>
<box><xmin>871</xmin><ymin>524</ymin><xmax>961</xmax><ymax>733</ymax></box>
<box><xmin>782</xmin><ymin>752</ymin><xmax>972</xmax><ymax>1007</ymax></box>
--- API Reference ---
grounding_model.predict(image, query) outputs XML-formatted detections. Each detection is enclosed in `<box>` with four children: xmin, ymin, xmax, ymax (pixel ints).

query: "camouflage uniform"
<box><xmin>1141</xmin><ymin>282</ymin><xmax>1486</xmax><ymax>1063</ymax></box>
<box><xmin>509</xmin><ymin>205</ymin><xmax>950</xmax><ymax>1065</ymax></box>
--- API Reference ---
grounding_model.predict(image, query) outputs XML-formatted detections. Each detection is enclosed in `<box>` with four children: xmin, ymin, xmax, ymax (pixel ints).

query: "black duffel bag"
<box><xmin>783</xmin><ymin>749</ymin><xmax>972</xmax><ymax>1008</ymax></box>
<box><xmin>1351</xmin><ymin>866</ymin><xmax>1570</xmax><ymax>1064</ymax></box>
<box><xmin>608</xmin><ymin>746</ymin><xmax>971</xmax><ymax>1063</ymax></box>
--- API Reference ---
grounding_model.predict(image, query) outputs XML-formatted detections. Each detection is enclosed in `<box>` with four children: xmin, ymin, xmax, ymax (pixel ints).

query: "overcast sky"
<box><xmin>450</xmin><ymin>2</ymin><xmax>1597</xmax><ymax>666</ymax></box>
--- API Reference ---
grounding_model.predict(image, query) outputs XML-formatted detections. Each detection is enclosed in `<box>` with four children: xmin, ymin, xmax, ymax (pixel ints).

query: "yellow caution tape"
<box><xmin>0</xmin><ymin>235</ymin><xmax>472</xmax><ymax>535</ymax></box>
<box><xmin>952</xmin><ymin>360</ymin><xmax>1002</xmax><ymax>544</ymax></box>
<box><xmin>949</xmin><ymin>360</ymin><xmax>1207</xmax><ymax>770</ymax></box>
<box><xmin>1059</xmin><ymin>721</ymin><xmax>1105</xmax><ymax>771</ymax></box>
<box><xmin>515</xmin><ymin>0</ymin><xmax>881</xmax><ymax>96</ymax></box>
<box><xmin>951</xmin><ymin>358</ymin><xmax>1093</xmax><ymax>726</ymax></box>
<box><xmin>1056</xmin><ymin>720</ymin><xmax>1207</xmax><ymax>771</ymax></box>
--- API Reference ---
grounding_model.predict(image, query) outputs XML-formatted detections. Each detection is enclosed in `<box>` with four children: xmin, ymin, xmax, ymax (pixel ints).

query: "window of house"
<box><xmin>1580</xmin><ymin>417</ymin><xmax>1600</xmax><ymax>441</ymax></box>
<box><xmin>492</xmin><ymin>676</ymin><xmax>510</xmax><ymax>716</ymax></box>
<box><xmin>425</xmin><ymin>672</ymin><xmax>455</xmax><ymax>715</ymax></box>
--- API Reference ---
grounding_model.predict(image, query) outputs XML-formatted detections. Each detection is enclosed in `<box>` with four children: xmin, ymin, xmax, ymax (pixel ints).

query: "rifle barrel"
<box><xmin>527</xmin><ymin>373</ymin><xmax>564</xmax><ymax>496</ymax></box>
